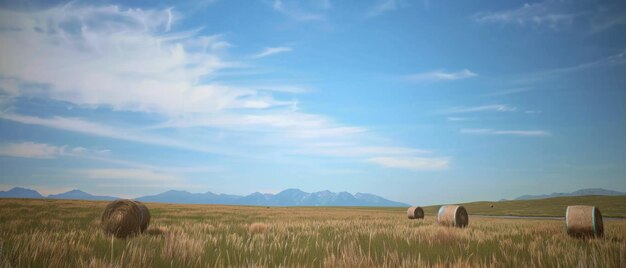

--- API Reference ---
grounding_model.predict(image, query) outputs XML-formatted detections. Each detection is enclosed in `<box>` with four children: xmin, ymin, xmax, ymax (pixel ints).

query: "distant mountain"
<box><xmin>137</xmin><ymin>188</ymin><xmax>409</xmax><ymax>207</ymax></box>
<box><xmin>515</xmin><ymin>188</ymin><xmax>625</xmax><ymax>200</ymax></box>
<box><xmin>0</xmin><ymin>187</ymin><xmax>119</xmax><ymax>201</ymax></box>
<box><xmin>47</xmin><ymin>189</ymin><xmax>119</xmax><ymax>201</ymax></box>
<box><xmin>0</xmin><ymin>187</ymin><xmax>44</xmax><ymax>199</ymax></box>
<box><xmin>136</xmin><ymin>190</ymin><xmax>240</xmax><ymax>205</ymax></box>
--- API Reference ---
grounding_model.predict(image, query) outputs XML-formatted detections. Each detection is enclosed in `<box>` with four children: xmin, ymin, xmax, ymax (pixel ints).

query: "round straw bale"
<box><xmin>566</xmin><ymin>205</ymin><xmax>603</xmax><ymax>238</ymax></box>
<box><xmin>437</xmin><ymin>205</ymin><xmax>468</xmax><ymax>228</ymax></box>
<box><xmin>101</xmin><ymin>199</ymin><xmax>147</xmax><ymax>238</ymax></box>
<box><xmin>407</xmin><ymin>206</ymin><xmax>424</xmax><ymax>219</ymax></box>
<box><xmin>135</xmin><ymin>201</ymin><xmax>151</xmax><ymax>232</ymax></box>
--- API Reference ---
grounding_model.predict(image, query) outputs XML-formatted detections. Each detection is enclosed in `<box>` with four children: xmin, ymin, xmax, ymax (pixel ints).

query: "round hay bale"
<box><xmin>437</xmin><ymin>205</ymin><xmax>468</xmax><ymax>228</ymax></box>
<box><xmin>566</xmin><ymin>205</ymin><xmax>603</xmax><ymax>238</ymax></box>
<box><xmin>101</xmin><ymin>199</ymin><xmax>147</xmax><ymax>238</ymax></box>
<box><xmin>406</xmin><ymin>206</ymin><xmax>424</xmax><ymax>219</ymax></box>
<box><xmin>135</xmin><ymin>201</ymin><xmax>151</xmax><ymax>232</ymax></box>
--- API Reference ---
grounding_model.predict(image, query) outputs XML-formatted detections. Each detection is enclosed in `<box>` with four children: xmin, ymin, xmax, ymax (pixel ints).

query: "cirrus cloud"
<box><xmin>407</xmin><ymin>69</ymin><xmax>477</xmax><ymax>82</ymax></box>
<box><xmin>368</xmin><ymin>157</ymin><xmax>449</xmax><ymax>171</ymax></box>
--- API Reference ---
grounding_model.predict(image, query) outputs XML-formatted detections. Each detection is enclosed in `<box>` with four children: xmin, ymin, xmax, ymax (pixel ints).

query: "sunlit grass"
<box><xmin>0</xmin><ymin>198</ymin><xmax>624</xmax><ymax>267</ymax></box>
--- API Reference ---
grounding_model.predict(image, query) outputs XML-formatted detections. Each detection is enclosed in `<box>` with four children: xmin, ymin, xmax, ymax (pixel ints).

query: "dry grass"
<box><xmin>248</xmin><ymin>223</ymin><xmax>270</xmax><ymax>235</ymax></box>
<box><xmin>0</xmin><ymin>198</ymin><xmax>625</xmax><ymax>267</ymax></box>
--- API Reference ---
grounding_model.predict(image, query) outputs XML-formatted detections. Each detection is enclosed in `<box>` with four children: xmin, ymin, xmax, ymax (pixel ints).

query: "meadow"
<box><xmin>0</xmin><ymin>198</ymin><xmax>625</xmax><ymax>267</ymax></box>
<box><xmin>422</xmin><ymin>195</ymin><xmax>626</xmax><ymax>218</ymax></box>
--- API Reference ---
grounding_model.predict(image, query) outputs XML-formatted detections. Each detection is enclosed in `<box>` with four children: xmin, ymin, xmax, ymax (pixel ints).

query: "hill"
<box><xmin>47</xmin><ymin>189</ymin><xmax>119</xmax><ymax>201</ymax></box>
<box><xmin>514</xmin><ymin>188</ymin><xmax>625</xmax><ymax>200</ymax></box>
<box><xmin>422</xmin><ymin>195</ymin><xmax>626</xmax><ymax>218</ymax></box>
<box><xmin>0</xmin><ymin>187</ymin><xmax>43</xmax><ymax>199</ymax></box>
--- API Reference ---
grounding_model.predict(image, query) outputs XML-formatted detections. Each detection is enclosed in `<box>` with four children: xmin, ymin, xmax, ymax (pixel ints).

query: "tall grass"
<box><xmin>0</xmin><ymin>198</ymin><xmax>624</xmax><ymax>267</ymax></box>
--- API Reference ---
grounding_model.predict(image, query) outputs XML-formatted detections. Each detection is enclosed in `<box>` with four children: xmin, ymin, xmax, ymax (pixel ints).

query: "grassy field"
<box><xmin>423</xmin><ymin>195</ymin><xmax>626</xmax><ymax>218</ymax></box>
<box><xmin>0</xmin><ymin>198</ymin><xmax>625</xmax><ymax>267</ymax></box>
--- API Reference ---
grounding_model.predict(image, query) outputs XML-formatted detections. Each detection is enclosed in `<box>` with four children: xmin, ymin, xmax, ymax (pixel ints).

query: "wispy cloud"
<box><xmin>472</xmin><ymin>1</ymin><xmax>626</xmax><ymax>34</ymax></box>
<box><xmin>439</xmin><ymin>104</ymin><xmax>516</xmax><ymax>114</ymax></box>
<box><xmin>368</xmin><ymin>157</ymin><xmax>449</xmax><ymax>171</ymax></box>
<box><xmin>461</xmin><ymin>128</ymin><xmax>551</xmax><ymax>137</ymax></box>
<box><xmin>514</xmin><ymin>49</ymin><xmax>626</xmax><ymax>84</ymax></box>
<box><xmin>0</xmin><ymin>141</ymin><xmax>115</xmax><ymax>160</ymax></box>
<box><xmin>0</xmin><ymin>142</ymin><xmax>64</xmax><ymax>159</ymax></box>
<box><xmin>272</xmin><ymin>0</ymin><xmax>324</xmax><ymax>21</ymax></box>
<box><xmin>407</xmin><ymin>69</ymin><xmax>477</xmax><ymax>82</ymax></box>
<box><xmin>251</xmin><ymin>46</ymin><xmax>293</xmax><ymax>59</ymax></box>
<box><xmin>485</xmin><ymin>87</ymin><xmax>534</xmax><ymax>97</ymax></box>
<box><xmin>447</xmin><ymin>117</ymin><xmax>474</xmax><ymax>122</ymax></box>
<box><xmin>0</xmin><ymin>5</ymin><xmax>266</xmax><ymax>116</ymax></box>
<box><xmin>367</xmin><ymin>0</ymin><xmax>399</xmax><ymax>18</ymax></box>
<box><xmin>589</xmin><ymin>11</ymin><xmax>626</xmax><ymax>34</ymax></box>
<box><xmin>0</xmin><ymin>4</ymin><xmax>448</xmax><ymax>172</ymax></box>
<box><xmin>303</xmin><ymin>144</ymin><xmax>430</xmax><ymax>158</ymax></box>
<box><xmin>78</xmin><ymin>168</ymin><xmax>181</xmax><ymax>183</ymax></box>
<box><xmin>472</xmin><ymin>2</ymin><xmax>578</xmax><ymax>30</ymax></box>
<box><xmin>0</xmin><ymin>113</ymin><xmax>247</xmax><ymax>157</ymax></box>
<box><xmin>542</xmin><ymin>49</ymin><xmax>626</xmax><ymax>75</ymax></box>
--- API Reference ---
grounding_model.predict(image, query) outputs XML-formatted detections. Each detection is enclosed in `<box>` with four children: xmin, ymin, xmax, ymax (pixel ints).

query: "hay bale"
<box><xmin>406</xmin><ymin>206</ymin><xmax>424</xmax><ymax>219</ymax></box>
<box><xmin>135</xmin><ymin>201</ymin><xmax>151</xmax><ymax>232</ymax></box>
<box><xmin>101</xmin><ymin>199</ymin><xmax>150</xmax><ymax>238</ymax></box>
<box><xmin>437</xmin><ymin>205</ymin><xmax>468</xmax><ymax>228</ymax></box>
<box><xmin>566</xmin><ymin>205</ymin><xmax>603</xmax><ymax>238</ymax></box>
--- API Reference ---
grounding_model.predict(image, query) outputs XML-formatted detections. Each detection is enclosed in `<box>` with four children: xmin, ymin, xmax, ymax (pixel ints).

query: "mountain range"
<box><xmin>137</xmin><ymin>188</ymin><xmax>409</xmax><ymax>206</ymax></box>
<box><xmin>0</xmin><ymin>187</ymin><xmax>409</xmax><ymax>207</ymax></box>
<box><xmin>513</xmin><ymin>188</ymin><xmax>626</xmax><ymax>200</ymax></box>
<box><xmin>2</xmin><ymin>187</ymin><xmax>624</xmax><ymax>206</ymax></box>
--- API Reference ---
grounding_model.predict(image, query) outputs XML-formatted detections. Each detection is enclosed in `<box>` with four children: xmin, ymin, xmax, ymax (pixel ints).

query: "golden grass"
<box><xmin>0</xmin><ymin>198</ymin><xmax>625</xmax><ymax>267</ymax></box>
<box><xmin>248</xmin><ymin>223</ymin><xmax>270</xmax><ymax>235</ymax></box>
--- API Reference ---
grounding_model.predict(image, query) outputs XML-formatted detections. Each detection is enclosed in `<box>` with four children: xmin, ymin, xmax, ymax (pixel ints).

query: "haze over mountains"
<box><xmin>136</xmin><ymin>188</ymin><xmax>409</xmax><ymax>207</ymax></box>
<box><xmin>1</xmin><ymin>187</ymin><xmax>624</xmax><ymax>206</ymax></box>
<box><xmin>0</xmin><ymin>187</ymin><xmax>409</xmax><ymax>207</ymax></box>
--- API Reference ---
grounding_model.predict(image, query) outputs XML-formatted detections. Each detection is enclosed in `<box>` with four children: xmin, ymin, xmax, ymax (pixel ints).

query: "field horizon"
<box><xmin>3</xmin><ymin>194</ymin><xmax>625</xmax><ymax>217</ymax></box>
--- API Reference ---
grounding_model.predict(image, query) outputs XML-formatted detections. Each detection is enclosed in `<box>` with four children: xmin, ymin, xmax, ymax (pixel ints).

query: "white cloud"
<box><xmin>461</xmin><ymin>128</ymin><xmax>551</xmax><ymax>137</ymax></box>
<box><xmin>0</xmin><ymin>142</ymin><xmax>64</xmax><ymax>159</ymax></box>
<box><xmin>407</xmin><ymin>69</ymin><xmax>477</xmax><ymax>82</ymax></box>
<box><xmin>0</xmin><ymin>5</ymin><xmax>278</xmax><ymax>116</ymax></box>
<box><xmin>472</xmin><ymin>2</ymin><xmax>578</xmax><ymax>30</ymax></box>
<box><xmin>439</xmin><ymin>104</ymin><xmax>516</xmax><ymax>114</ymax></box>
<box><xmin>251</xmin><ymin>47</ymin><xmax>293</xmax><ymax>59</ymax></box>
<box><xmin>0</xmin><ymin>113</ymin><xmax>241</xmax><ymax>156</ymax></box>
<box><xmin>165</xmin><ymin>7</ymin><xmax>174</xmax><ymax>32</ymax></box>
<box><xmin>447</xmin><ymin>117</ymin><xmax>474</xmax><ymax>122</ymax></box>
<box><xmin>368</xmin><ymin>157</ymin><xmax>449</xmax><ymax>171</ymax></box>
<box><xmin>0</xmin><ymin>4</ymin><xmax>448</xmax><ymax>172</ymax></box>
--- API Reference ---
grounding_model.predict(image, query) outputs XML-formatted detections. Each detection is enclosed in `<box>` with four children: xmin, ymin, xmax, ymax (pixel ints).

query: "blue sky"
<box><xmin>0</xmin><ymin>0</ymin><xmax>625</xmax><ymax>205</ymax></box>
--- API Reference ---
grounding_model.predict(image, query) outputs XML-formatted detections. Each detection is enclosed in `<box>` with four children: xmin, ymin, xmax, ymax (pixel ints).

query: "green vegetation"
<box><xmin>0</xmin><ymin>198</ymin><xmax>625</xmax><ymax>267</ymax></box>
<box><xmin>422</xmin><ymin>195</ymin><xmax>626</xmax><ymax>218</ymax></box>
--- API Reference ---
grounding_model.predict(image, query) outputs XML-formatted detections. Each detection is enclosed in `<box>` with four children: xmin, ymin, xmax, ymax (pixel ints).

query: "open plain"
<box><xmin>1</xmin><ymin>197</ymin><xmax>625</xmax><ymax>267</ymax></box>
